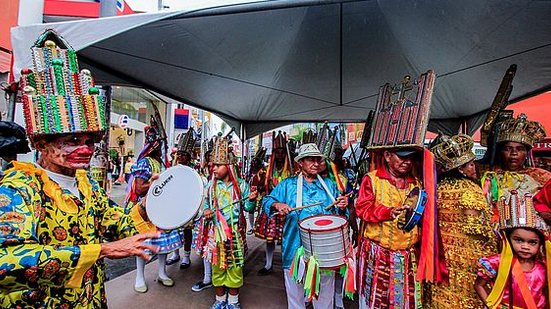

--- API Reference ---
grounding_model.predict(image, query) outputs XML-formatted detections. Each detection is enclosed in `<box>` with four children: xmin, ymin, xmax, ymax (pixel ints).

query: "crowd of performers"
<box><xmin>1</xmin><ymin>30</ymin><xmax>551</xmax><ymax>309</ymax></box>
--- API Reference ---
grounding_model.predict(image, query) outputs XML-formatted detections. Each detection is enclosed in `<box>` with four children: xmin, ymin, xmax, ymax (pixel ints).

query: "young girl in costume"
<box><xmin>475</xmin><ymin>198</ymin><xmax>550</xmax><ymax>309</ymax></box>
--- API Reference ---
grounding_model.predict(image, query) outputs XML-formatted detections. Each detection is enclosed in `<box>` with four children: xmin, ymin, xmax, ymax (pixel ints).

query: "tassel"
<box><xmin>290</xmin><ymin>247</ymin><xmax>305</xmax><ymax>282</ymax></box>
<box><xmin>343</xmin><ymin>256</ymin><xmax>357</xmax><ymax>300</ymax></box>
<box><xmin>304</xmin><ymin>256</ymin><xmax>320</xmax><ymax>301</ymax></box>
<box><xmin>486</xmin><ymin>232</ymin><xmax>514</xmax><ymax>309</ymax></box>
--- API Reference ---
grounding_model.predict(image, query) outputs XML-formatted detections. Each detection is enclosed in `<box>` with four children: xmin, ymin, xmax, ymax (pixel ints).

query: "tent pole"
<box><xmin>339</xmin><ymin>2</ymin><xmax>343</xmax><ymax>106</ymax></box>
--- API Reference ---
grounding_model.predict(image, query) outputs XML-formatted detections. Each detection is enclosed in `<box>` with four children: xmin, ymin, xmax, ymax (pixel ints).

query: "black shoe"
<box><xmin>191</xmin><ymin>281</ymin><xmax>212</xmax><ymax>292</ymax></box>
<box><xmin>180</xmin><ymin>261</ymin><xmax>191</xmax><ymax>269</ymax></box>
<box><xmin>257</xmin><ymin>266</ymin><xmax>273</xmax><ymax>276</ymax></box>
<box><xmin>165</xmin><ymin>256</ymin><xmax>180</xmax><ymax>266</ymax></box>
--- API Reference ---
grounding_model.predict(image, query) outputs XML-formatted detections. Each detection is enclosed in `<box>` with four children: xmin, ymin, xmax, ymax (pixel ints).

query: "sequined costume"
<box><xmin>0</xmin><ymin>162</ymin><xmax>152</xmax><ymax>308</ymax></box>
<box><xmin>425</xmin><ymin>177</ymin><xmax>496</xmax><ymax>309</ymax></box>
<box><xmin>356</xmin><ymin>168</ymin><xmax>422</xmax><ymax>309</ymax></box>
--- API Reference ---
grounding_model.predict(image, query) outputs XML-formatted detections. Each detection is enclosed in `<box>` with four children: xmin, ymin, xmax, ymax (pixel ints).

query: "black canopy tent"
<box><xmin>11</xmin><ymin>0</ymin><xmax>551</xmax><ymax>138</ymax></box>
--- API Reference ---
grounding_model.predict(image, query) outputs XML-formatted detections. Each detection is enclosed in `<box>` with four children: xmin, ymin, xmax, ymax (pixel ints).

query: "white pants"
<box><xmin>283</xmin><ymin>269</ymin><xmax>334</xmax><ymax>309</ymax></box>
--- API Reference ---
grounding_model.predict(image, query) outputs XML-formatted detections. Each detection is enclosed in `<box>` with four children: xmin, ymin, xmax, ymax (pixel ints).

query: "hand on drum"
<box><xmin>99</xmin><ymin>231</ymin><xmax>161</xmax><ymax>261</ymax></box>
<box><xmin>203</xmin><ymin>209</ymin><xmax>214</xmax><ymax>220</ymax></box>
<box><xmin>391</xmin><ymin>205</ymin><xmax>409</xmax><ymax>220</ymax></box>
<box><xmin>274</xmin><ymin>202</ymin><xmax>292</xmax><ymax>216</ymax></box>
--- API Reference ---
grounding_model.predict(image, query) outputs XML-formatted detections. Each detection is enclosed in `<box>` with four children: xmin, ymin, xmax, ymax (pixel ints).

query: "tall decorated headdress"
<box><xmin>272</xmin><ymin>131</ymin><xmax>287</xmax><ymax>149</ymax></box>
<box><xmin>212</xmin><ymin>133</ymin><xmax>230</xmax><ymax>165</ymax></box>
<box><xmin>177</xmin><ymin>128</ymin><xmax>197</xmax><ymax>155</ymax></box>
<box><xmin>254</xmin><ymin>146</ymin><xmax>267</xmax><ymax>161</ymax></box>
<box><xmin>368</xmin><ymin>71</ymin><xmax>446</xmax><ymax>283</ymax></box>
<box><xmin>484</xmin><ymin>194</ymin><xmax>551</xmax><ymax>308</ymax></box>
<box><xmin>431</xmin><ymin>134</ymin><xmax>476</xmax><ymax>172</ymax></box>
<box><xmin>19</xmin><ymin>30</ymin><xmax>108</xmax><ymax>138</ymax></box>
<box><xmin>301</xmin><ymin>129</ymin><xmax>317</xmax><ymax>145</ymax></box>
<box><xmin>495</xmin><ymin>113</ymin><xmax>546</xmax><ymax>148</ymax></box>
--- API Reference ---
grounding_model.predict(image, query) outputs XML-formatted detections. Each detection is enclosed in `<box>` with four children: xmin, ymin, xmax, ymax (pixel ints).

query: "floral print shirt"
<box><xmin>0</xmin><ymin>162</ymin><xmax>151</xmax><ymax>308</ymax></box>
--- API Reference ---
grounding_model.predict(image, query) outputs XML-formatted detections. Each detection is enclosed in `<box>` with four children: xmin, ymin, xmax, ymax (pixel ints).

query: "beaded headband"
<box><xmin>19</xmin><ymin>30</ymin><xmax>107</xmax><ymax>137</ymax></box>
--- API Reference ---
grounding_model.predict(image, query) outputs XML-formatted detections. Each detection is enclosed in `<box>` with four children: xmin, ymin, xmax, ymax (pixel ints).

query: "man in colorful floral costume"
<box><xmin>0</xmin><ymin>30</ymin><xmax>158</xmax><ymax>308</ymax></box>
<box><xmin>201</xmin><ymin>134</ymin><xmax>257</xmax><ymax>309</ymax></box>
<box><xmin>254</xmin><ymin>131</ymin><xmax>292</xmax><ymax>275</ymax></box>
<box><xmin>263</xmin><ymin>143</ymin><xmax>348</xmax><ymax>309</ymax></box>
<box><xmin>356</xmin><ymin>148</ymin><xmax>424</xmax><ymax>308</ymax></box>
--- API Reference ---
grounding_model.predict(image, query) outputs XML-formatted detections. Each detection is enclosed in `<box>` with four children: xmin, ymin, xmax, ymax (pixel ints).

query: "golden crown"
<box><xmin>431</xmin><ymin>134</ymin><xmax>476</xmax><ymax>172</ymax></box>
<box><xmin>496</xmin><ymin>113</ymin><xmax>546</xmax><ymax>147</ymax></box>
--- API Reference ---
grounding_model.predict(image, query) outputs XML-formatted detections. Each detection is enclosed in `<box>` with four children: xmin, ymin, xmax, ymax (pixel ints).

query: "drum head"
<box><xmin>146</xmin><ymin>165</ymin><xmax>204</xmax><ymax>230</ymax></box>
<box><xmin>299</xmin><ymin>215</ymin><xmax>348</xmax><ymax>232</ymax></box>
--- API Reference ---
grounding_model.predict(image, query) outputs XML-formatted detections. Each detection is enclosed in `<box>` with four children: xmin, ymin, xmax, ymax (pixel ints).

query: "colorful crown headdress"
<box><xmin>273</xmin><ymin>131</ymin><xmax>287</xmax><ymax>149</ymax></box>
<box><xmin>301</xmin><ymin>129</ymin><xmax>317</xmax><ymax>145</ymax></box>
<box><xmin>212</xmin><ymin>133</ymin><xmax>230</xmax><ymax>165</ymax></box>
<box><xmin>177</xmin><ymin>128</ymin><xmax>197</xmax><ymax>154</ymax></box>
<box><xmin>431</xmin><ymin>134</ymin><xmax>476</xmax><ymax>172</ymax></box>
<box><xmin>19</xmin><ymin>30</ymin><xmax>107</xmax><ymax>137</ymax></box>
<box><xmin>495</xmin><ymin>113</ymin><xmax>546</xmax><ymax>148</ymax></box>
<box><xmin>497</xmin><ymin>192</ymin><xmax>550</xmax><ymax>237</ymax></box>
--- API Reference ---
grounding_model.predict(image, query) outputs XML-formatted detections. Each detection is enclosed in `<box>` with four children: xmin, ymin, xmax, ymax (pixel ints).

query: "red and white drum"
<box><xmin>299</xmin><ymin>215</ymin><xmax>351</xmax><ymax>269</ymax></box>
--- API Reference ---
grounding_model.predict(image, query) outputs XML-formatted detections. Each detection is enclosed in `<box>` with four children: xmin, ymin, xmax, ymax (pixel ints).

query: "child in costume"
<box><xmin>201</xmin><ymin>134</ymin><xmax>257</xmax><ymax>309</ymax></box>
<box><xmin>475</xmin><ymin>192</ymin><xmax>550</xmax><ymax>309</ymax></box>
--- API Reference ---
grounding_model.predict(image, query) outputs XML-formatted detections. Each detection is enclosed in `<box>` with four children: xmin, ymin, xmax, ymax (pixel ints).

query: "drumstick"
<box><xmin>324</xmin><ymin>192</ymin><xmax>354</xmax><ymax>210</ymax></box>
<box><xmin>290</xmin><ymin>202</ymin><xmax>323</xmax><ymax>212</ymax></box>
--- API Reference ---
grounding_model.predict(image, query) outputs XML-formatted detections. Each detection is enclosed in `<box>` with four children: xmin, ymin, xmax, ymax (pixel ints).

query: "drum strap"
<box><xmin>296</xmin><ymin>173</ymin><xmax>336</xmax><ymax>209</ymax></box>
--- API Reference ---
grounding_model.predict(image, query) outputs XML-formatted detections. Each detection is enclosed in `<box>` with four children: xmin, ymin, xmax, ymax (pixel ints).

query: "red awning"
<box><xmin>509</xmin><ymin>91</ymin><xmax>551</xmax><ymax>134</ymax></box>
<box><xmin>0</xmin><ymin>50</ymin><xmax>11</xmax><ymax>74</ymax></box>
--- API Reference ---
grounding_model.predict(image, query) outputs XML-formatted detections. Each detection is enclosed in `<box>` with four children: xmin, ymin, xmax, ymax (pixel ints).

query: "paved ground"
<box><xmin>104</xmin><ymin>183</ymin><xmax>358</xmax><ymax>308</ymax></box>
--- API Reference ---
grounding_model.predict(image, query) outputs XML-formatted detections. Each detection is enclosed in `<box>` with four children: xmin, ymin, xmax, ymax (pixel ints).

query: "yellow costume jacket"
<box><xmin>0</xmin><ymin>162</ymin><xmax>151</xmax><ymax>308</ymax></box>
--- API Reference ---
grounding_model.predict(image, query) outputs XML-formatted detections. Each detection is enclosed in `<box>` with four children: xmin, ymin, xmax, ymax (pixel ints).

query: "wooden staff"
<box><xmin>290</xmin><ymin>202</ymin><xmax>323</xmax><ymax>212</ymax></box>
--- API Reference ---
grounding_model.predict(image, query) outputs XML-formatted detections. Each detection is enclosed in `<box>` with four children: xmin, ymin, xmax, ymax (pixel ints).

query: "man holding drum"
<box><xmin>263</xmin><ymin>143</ymin><xmax>348</xmax><ymax>309</ymax></box>
<box><xmin>201</xmin><ymin>135</ymin><xmax>257</xmax><ymax>309</ymax></box>
<box><xmin>355</xmin><ymin>148</ymin><xmax>423</xmax><ymax>308</ymax></box>
<box><xmin>0</xmin><ymin>31</ymin><xmax>159</xmax><ymax>308</ymax></box>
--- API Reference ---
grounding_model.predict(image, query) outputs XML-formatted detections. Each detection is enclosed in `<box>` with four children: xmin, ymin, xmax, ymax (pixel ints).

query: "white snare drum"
<box><xmin>299</xmin><ymin>215</ymin><xmax>351</xmax><ymax>269</ymax></box>
<box><xmin>146</xmin><ymin>165</ymin><xmax>204</xmax><ymax>230</ymax></box>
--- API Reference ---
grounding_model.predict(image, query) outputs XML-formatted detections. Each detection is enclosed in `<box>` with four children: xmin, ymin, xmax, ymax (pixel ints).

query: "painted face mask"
<box><xmin>42</xmin><ymin>134</ymin><xmax>96</xmax><ymax>170</ymax></box>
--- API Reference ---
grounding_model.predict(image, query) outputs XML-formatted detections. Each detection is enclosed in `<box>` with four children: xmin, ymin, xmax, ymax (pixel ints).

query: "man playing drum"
<box><xmin>201</xmin><ymin>134</ymin><xmax>257</xmax><ymax>309</ymax></box>
<box><xmin>0</xmin><ymin>31</ymin><xmax>159</xmax><ymax>308</ymax></box>
<box><xmin>166</xmin><ymin>128</ymin><xmax>198</xmax><ymax>269</ymax></box>
<box><xmin>254</xmin><ymin>131</ymin><xmax>292</xmax><ymax>275</ymax></box>
<box><xmin>263</xmin><ymin>143</ymin><xmax>348</xmax><ymax>309</ymax></box>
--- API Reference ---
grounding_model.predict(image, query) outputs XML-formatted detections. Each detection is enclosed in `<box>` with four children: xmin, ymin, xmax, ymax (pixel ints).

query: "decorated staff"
<box><xmin>166</xmin><ymin>128</ymin><xmax>198</xmax><ymax>269</ymax></box>
<box><xmin>0</xmin><ymin>30</ymin><xmax>159</xmax><ymax>308</ymax></box>
<box><xmin>263</xmin><ymin>139</ymin><xmax>349</xmax><ymax>309</ymax></box>
<box><xmin>426</xmin><ymin>134</ymin><xmax>496</xmax><ymax>308</ymax></box>
<box><xmin>356</xmin><ymin>71</ymin><xmax>447</xmax><ymax>309</ymax></box>
<box><xmin>199</xmin><ymin>134</ymin><xmax>257</xmax><ymax>309</ymax></box>
<box><xmin>253</xmin><ymin>131</ymin><xmax>292</xmax><ymax>275</ymax></box>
